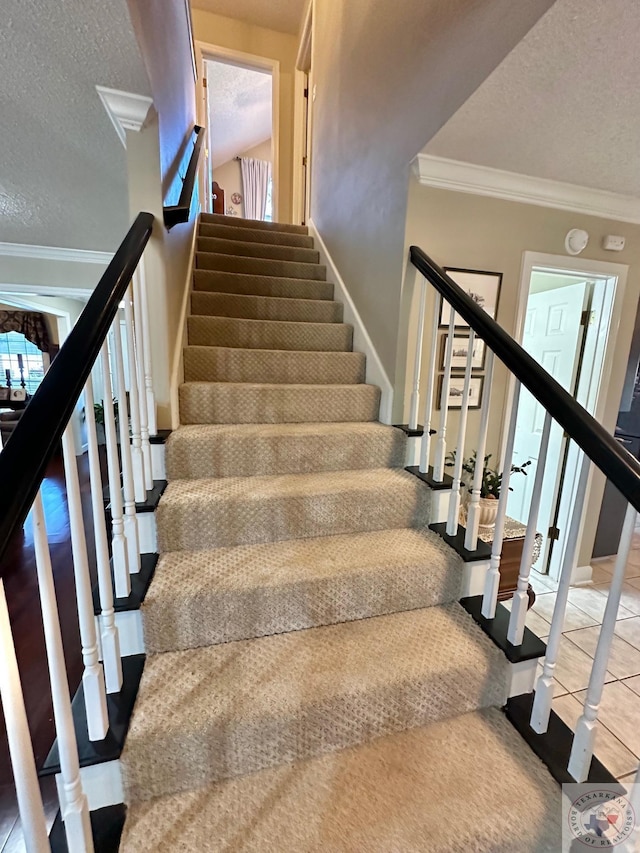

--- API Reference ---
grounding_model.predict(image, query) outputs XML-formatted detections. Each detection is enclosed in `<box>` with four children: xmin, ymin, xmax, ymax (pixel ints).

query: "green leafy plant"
<box><xmin>445</xmin><ymin>450</ymin><xmax>531</xmax><ymax>499</ymax></box>
<box><xmin>93</xmin><ymin>399</ymin><xmax>118</xmax><ymax>425</ymax></box>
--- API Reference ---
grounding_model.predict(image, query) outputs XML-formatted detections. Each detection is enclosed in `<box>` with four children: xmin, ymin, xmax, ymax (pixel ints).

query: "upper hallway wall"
<box><xmin>310</xmin><ymin>0</ymin><xmax>557</xmax><ymax>380</ymax></box>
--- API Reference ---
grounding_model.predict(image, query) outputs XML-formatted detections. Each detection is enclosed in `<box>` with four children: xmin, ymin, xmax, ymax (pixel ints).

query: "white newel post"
<box><xmin>132</xmin><ymin>271</ymin><xmax>153</xmax><ymax>490</ymax></box>
<box><xmin>61</xmin><ymin>425</ymin><xmax>109</xmax><ymax>742</ymax></box>
<box><xmin>531</xmin><ymin>453</ymin><xmax>592</xmax><ymax>733</ymax></box>
<box><xmin>122</xmin><ymin>287</ymin><xmax>146</xmax><ymax>503</ymax></box>
<box><xmin>433</xmin><ymin>308</ymin><xmax>456</xmax><ymax>481</ymax></box>
<box><xmin>0</xmin><ymin>579</ymin><xmax>49</xmax><ymax>853</ymax></box>
<box><xmin>100</xmin><ymin>343</ymin><xmax>130</xmax><ymax>599</ymax></box>
<box><xmin>408</xmin><ymin>274</ymin><xmax>427</xmax><ymax>431</ymax></box>
<box><xmin>111</xmin><ymin>324</ymin><xmax>141</xmax><ymax>574</ymax></box>
<box><xmin>138</xmin><ymin>257</ymin><xmax>157</xmax><ymax>436</ymax></box>
<box><xmin>32</xmin><ymin>492</ymin><xmax>94</xmax><ymax>853</ymax></box>
<box><xmin>84</xmin><ymin>375</ymin><xmax>123</xmax><ymax>694</ymax></box>
<box><xmin>465</xmin><ymin>349</ymin><xmax>495</xmax><ymax>551</ymax></box>
<box><xmin>568</xmin><ymin>503</ymin><xmax>637</xmax><ymax>781</ymax></box>
<box><xmin>446</xmin><ymin>330</ymin><xmax>475</xmax><ymax>536</ymax></box>
<box><xmin>507</xmin><ymin>411</ymin><xmax>552</xmax><ymax>646</ymax></box>
<box><xmin>419</xmin><ymin>292</ymin><xmax>442</xmax><ymax>474</ymax></box>
<box><xmin>481</xmin><ymin>380</ymin><xmax>521</xmax><ymax>619</ymax></box>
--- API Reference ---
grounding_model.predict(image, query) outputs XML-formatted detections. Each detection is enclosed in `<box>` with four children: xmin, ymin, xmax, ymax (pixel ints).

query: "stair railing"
<box><xmin>0</xmin><ymin>212</ymin><xmax>154</xmax><ymax>852</ymax></box>
<box><xmin>408</xmin><ymin>244</ymin><xmax>640</xmax><ymax>783</ymax></box>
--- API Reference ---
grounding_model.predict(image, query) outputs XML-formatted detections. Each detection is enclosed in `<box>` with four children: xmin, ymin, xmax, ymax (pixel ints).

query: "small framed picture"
<box><xmin>436</xmin><ymin>375</ymin><xmax>484</xmax><ymax>410</ymax></box>
<box><xmin>440</xmin><ymin>333</ymin><xmax>485</xmax><ymax>371</ymax></box>
<box><xmin>439</xmin><ymin>268</ymin><xmax>503</xmax><ymax>328</ymax></box>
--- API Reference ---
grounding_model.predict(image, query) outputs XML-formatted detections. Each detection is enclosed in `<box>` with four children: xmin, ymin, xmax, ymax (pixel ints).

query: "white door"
<box><xmin>507</xmin><ymin>281</ymin><xmax>590</xmax><ymax>565</ymax></box>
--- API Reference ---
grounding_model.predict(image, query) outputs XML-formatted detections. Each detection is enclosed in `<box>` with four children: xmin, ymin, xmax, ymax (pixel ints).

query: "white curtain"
<box><xmin>240</xmin><ymin>157</ymin><xmax>271</xmax><ymax>220</ymax></box>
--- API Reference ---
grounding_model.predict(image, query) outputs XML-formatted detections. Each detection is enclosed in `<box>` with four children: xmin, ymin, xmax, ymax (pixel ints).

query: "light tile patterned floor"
<box><xmin>523</xmin><ymin>533</ymin><xmax>640</xmax><ymax>784</ymax></box>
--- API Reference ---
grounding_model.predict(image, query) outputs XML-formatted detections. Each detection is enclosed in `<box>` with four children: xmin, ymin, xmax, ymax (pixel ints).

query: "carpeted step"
<box><xmin>200</xmin><ymin>212</ymin><xmax>308</xmax><ymax>234</ymax></box>
<box><xmin>197</xmin><ymin>236</ymin><xmax>319</xmax><ymax>264</ymax></box>
<box><xmin>120</xmin><ymin>603</ymin><xmax>506</xmax><ymax>802</ymax></box>
<box><xmin>156</xmin><ymin>468</ymin><xmax>430</xmax><ymax>552</ymax></box>
<box><xmin>191</xmin><ymin>290</ymin><xmax>343</xmax><ymax>323</ymax></box>
<box><xmin>198</xmin><ymin>221</ymin><xmax>314</xmax><ymax>248</ymax></box>
<box><xmin>187</xmin><ymin>315</ymin><xmax>353</xmax><ymax>352</ymax></box>
<box><xmin>166</xmin><ymin>422</ymin><xmax>405</xmax><ymax>479</ymax></box>
<box><xmin>143</xmin><ymin>528</ymin><xmax>461</xmax><ymax>652</ymax></box>
<box><xmin>120</xmin><ymin>707</ymin><xmax>560</xmax><ymax>852</ymax></box>
<box><xmin>183</xmin><ymin>346</ymin><xmax>365</xmax><ymax>385</ymax></box>
<box><xmin>193</xmin><ymin>270</ymin><xmax>334</xmax><ymax>301</ymax></box>
<box><xmin>196</xmin><ymin>251</ymin><xmax>326</xmax><ymax>281</ymax></box>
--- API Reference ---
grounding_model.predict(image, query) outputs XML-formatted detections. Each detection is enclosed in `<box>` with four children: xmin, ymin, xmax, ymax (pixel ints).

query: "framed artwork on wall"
<box><xmin>439</xmin><ymin>268</ymin><xmax>503</xmax><ymax>328</ymax></box>
<box><xmin>436</xmin><ymin>374</ymin><xmax>484</xmax><ymax>410</ymax></box>
<box><xmin>440</xmin><ymin>333</ymin><xmax>486</xmax><ymax>372</ymax></box>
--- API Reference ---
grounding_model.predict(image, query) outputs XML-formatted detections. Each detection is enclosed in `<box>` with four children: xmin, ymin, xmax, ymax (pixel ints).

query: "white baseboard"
<box><xmin>151</xmin><ymin>442</ymin><xmax>166</xmax><ymax>480</ymax></box>
<box><xmin>57</xmin><ymin>760</ymin><xmax>124</xmax><ymax>812</ymax></box>
<box><xmin>136</xmin><ymin>512</ymin><xmax>157</xmax><ymax>554</ymax></box>
<box><xmin>506</xmin><ymin>659</ymin><xmax>538</xmax><ymax>700</ymax></box>
<box><xmin>572</xmin><ymin>564</ymin><xmax>594</xmax><ymax>585</ymax></box>
<box><xmin>461</xmin><ymin>558</ymin><xmax>490</xmax><ymax>599</ymax></box>
<box><xmin>308</xmin><ymin>220</ymin><xmax>393</xmax><ymax>423</ymax></box>
<box><xmin>169</xmin><ymin>218</ymin><xmax>199</xmax><ymax>429</ymax></box>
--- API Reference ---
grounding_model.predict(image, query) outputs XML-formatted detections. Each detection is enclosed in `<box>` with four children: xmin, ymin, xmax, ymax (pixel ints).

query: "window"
<box><xmin>0</xmin><ymin>332</ymin><xmax>46</xmax><ymax>395</ymax></box>
<box><xmin>264</xmin><ymin>177</ymin><xmax>273</xmax><ymax>222</ymax></box>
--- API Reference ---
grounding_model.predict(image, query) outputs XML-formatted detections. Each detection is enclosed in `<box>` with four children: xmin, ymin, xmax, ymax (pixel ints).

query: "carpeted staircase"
<box><xmin>119</xmin><ymin>213</ymin><xmax>561</xmax><ymax>851</ymax></box>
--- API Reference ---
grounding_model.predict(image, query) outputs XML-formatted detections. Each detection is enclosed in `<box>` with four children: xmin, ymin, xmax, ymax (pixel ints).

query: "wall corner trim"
<box><xmin>96</xmin><ymin>86</ymin><xmax>154</xmax><ymax>147</ymax></box>
<box><xmin>0</xmin><ymin>242</ymin><xmax>113</xmax><ymax>265</ymax></box>
<box><xmin>412</xmin><ymin>154</ymin><xmax>640</xmax><ymax>224</ymax></box>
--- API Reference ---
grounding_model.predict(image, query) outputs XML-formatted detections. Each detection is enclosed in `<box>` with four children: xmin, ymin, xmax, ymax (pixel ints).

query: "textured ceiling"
<box><xmin>0</xmin><ymin>0</ymin><xmax>151</xmax><ymax>252</ymax></box>
<box><xmin>191</xmin><ymin>0</ymin><xmax>306</xmax><ymax>35</ymax></box>
<box><xmin>206</xmin><ymin>61</ymin><xmax>272</xmax><ymax>167</ymax></box>
<box><xmin>424</xmin><ymin>0</ymin><xmax>640</xmax><ymax>197</ymax></box>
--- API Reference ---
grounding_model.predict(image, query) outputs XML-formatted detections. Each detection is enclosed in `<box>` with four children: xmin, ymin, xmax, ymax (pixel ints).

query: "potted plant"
<box><xmin>445</xmin><ymin>451</ymin><xmax>531</xmax><ymax>528</ymax></box>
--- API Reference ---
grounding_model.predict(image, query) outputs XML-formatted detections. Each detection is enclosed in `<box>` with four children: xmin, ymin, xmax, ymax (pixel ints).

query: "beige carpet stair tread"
<box><xmin>143</xmin><ymin>528</ymin><xmax>462</xmax><ymax>652</ymax></box>
<box><xmin>166</xmin><ymin>422</ymin><xmax>405</xmax><ymax>479</ymax></box>
<box><xmin>198</xmin><ymin>220</ymin><xmax>314</xmax><ymax>248</ymax></box>
<box><xmin>187</xmin><ymin>315</ymin><xmax>353</xmax><ymax>352</ymax></box>
<box><xmin>197</xmin><ymin>235</ymin><xmax>319</xmax><ymax>264</ymax></box>
<box><xmin>179</xmin><ymin>382</ymin><xmax>381</xmax><ymax>424</ymax></box>
<box><xmin>120</xmin><ymin>707</ymin><xmax>560</xmax><ymax>853</ymax></box>
<box><xmin>191</xmin><ymin>291</ymin><xmax>343</xmax><ymax>323</ymax></box>
<box><xmin>121</xmin><ymin>603</ymin><xmax>506</xmax><ymax>802</ymax></box>
<box><xmin>201</xmin><ymin>212</ymin><xmax>308</xmax><ymax>234</ymax></box>
<box><xmin>193</xmin><ymin>270</ymin><xmax>334</xmax><ymax>301</ymax></box>
<box><xmin>197</xmin><ymin>251</ymin><xmax>326</xmax><ymax>281</ymax></box>
<box><xmin>183</xmin><ymin>346</ymin><xmax>365</xmax><ymax>386</ymax></box>
<box><xmin>156</xmin><ymin>467</ymin><xmax>430</xmax><ymax>551</ymax></box>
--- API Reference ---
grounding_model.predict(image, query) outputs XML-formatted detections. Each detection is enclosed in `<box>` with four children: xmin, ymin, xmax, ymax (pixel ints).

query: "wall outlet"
<box><xmin>603</xmin><ymin>234</ymin><xmax>626</xmax><ymax>251</ymax></box>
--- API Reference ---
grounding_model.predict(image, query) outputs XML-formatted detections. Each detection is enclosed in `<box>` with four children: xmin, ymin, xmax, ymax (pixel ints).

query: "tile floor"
<box><xmin>522</xmin><ymin>532</ymin><xmax>640</xmax><ymax>784</ymax></box>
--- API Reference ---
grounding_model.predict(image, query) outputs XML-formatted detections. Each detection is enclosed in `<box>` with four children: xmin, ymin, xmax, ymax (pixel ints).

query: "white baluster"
<box><xmin>84</xmin><ymin>375</ymin><xmax>123</xmax><ymax>694</ymax></box>
<box><xmin>433</xmin><ymin>308</ymin><xmax>456</xmax><ymax>481</ymax></box>
<box><xmin>531</xmin><ymin>453</ymin><xmax>591</xmax><ymax>733</ymax></box>
<box><xmin>408</xmin><ymin>275</ymin><xmax>427</xmax><ymax>431</ymax></box>
<box><xmin>111</xmin><ymin>324</ymin><xmax>141</xmax><ymax>574</ymax></box>
<box><xmin>465</xmin><ymin>349</ymin><xmax>495</xmax><ymax>550</ymax></box>
<box><xmin>133</xmin><ymin>271</ymin><xmax>153</xmax><ymax>490</ymax></box>
<box><xmin>568</xmin><ymin>503</ymin><xmax>637</xmax><ymax>781</ymax></box>
<box><xmin>419</xmin><ymin>292</ymin><xmax>441</xmax><ymax>474</ymax></box>
<box><xmin>507</xmin><ymin>411</ymin><xmax>553</xmax><ymax>646</ymax></box>
<box><xmin>138</xmin><ymin>257</ymin><xmax>157</xmax><ymax>436</ymax></box>
<box><xmin>0</xmin><ymin>579</ymin><xmax>49</xmax><ymax>853</ymax></box>
<box><xmin>61</xmin><ymin>425</ymin><xmax>109</xmax><ymax>741</ymax></box>
<box><xmin>481</xmin><ymin>380</ymin><xmax>521</xmax><ymax>619</ymax></box>
<box><xmin>446</xmin><ymin>329</ymin><xmax>475</xmax><ymax>536</ymax></box>
<box><xmin>123</xmin><ymin>285</ymin><xmax>146</xmax><ymax>503</ymax></box>
<box><xmin>32</xmin><ymin>492</ymin><xmax>94</xmax><ymax>853</ymax></box>
<box><xmin>100</xmin><ymin>342</ymin><xmax>130</xmax><ymax>599</ymax></box>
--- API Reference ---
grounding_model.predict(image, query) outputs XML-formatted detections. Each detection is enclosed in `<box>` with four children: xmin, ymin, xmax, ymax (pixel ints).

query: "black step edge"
<box><xmin>40</xmin><ymin>655</ymin><xmax>145</xmax><ymax>775</ymax></box>
<box><xmin>92</xmin><ymin>552</ymin><xmax>158</xmax><ymax>615</ymax></box>
<box><xmin>505</xmin><ymin>692</ymin><xmax>619</xmax><ymax>787</ymax></box>
<box><xmin>134</xmin><ymin>479</ymin><xmax>167</xmax><ymax>513</ymax></box>
<box><xmin>429</xmin><ymin>521</ymin><xmax>492</xmax><ymax>559</ymax></box>
<box><xmin>50</xmin><ymin>804</ymin><xmax>126</xmax><ymax>853</ymax></box>
<box><xmin>406</xmin><ymin>466</ymin><xmax>454</xmax><ymax>491</ymax></box>
<box><xmin>149</xmin><ymin>429</ymin><xmax>171</xmax><ymax>445</ymax></box>
<box><xmin>460</xmin><ymin>595</ymin><xmax>546</xmax><ymax>663</ymax></box>
<box><xmin>392</xmin><ymin>423</ymin><xmax>424</xmax><ymax>437</ymax></box>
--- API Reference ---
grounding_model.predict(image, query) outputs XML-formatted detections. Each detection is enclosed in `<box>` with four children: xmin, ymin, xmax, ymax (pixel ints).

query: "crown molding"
<box><xmin>0</xmin><ymin>242</ymin><xmax>113</xmax><ymax>265</ymax></box>
<box><xmin>412</xmin><ymin>154</ymin><xmax>640</xmax><ymax>224</ymax></box>
<box><xmin>96</xmin><ymin>85</ymin><xmax>154</xmax><ymax>147</ymax></box>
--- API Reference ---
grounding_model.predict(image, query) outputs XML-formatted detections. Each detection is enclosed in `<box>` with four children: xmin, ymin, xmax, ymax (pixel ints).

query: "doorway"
<box><xmin>507</xmin><ymin>253</ymin><xmax>627</xmax><ymax>580</ymax></box>
<box><xmin>293</xmin><ymin>2</ymin><xmax>313</xmax><ymax>225</ymax></box>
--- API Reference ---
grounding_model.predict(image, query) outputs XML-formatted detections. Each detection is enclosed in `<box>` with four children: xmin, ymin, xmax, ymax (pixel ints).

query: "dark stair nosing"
<box><xmin>429</xmin><ymin>521</ymin><xmax>492</xmax><ymax>559</ymax></box>
<box><xmin>505</xmin><ymin>692</ymin><xmax>619</xmax><ymax>787</ymax></box>
<box><xmin>134</xmin><ymin>479</ymin><xmax>167</xmax><ymax>513</ymax></box>
<box><xmin>50</xmin><ymin>804</ymin><xmax>126</xmax><ymax>853</ymax></box>
<box><xmin>149</xmin><ymin>429</ymin><xmax>171</xmax><ymax>445</ymax></box>
<box><xmin>40</xmin><ymin>655</ymin><xmax>145</xmax><ymax>775</ymax></box>
<box><xmin>460</xmin><ymin>595</ymin><xmax>547</xmax><ymax>663</ymax></box>
<box><xmin>405</xmin><ymin>465</ymin><xmax>453</xmax><ymax>491</ymax></box>
<box><xmin>92</xmin><ymin>552</ymin><xmax>158</xmax><ymax>614</ymax></box>
<box><xmin>393</xmin><ymin>423</ymin><xmax>424</xmax><ymax>437</ymax></box>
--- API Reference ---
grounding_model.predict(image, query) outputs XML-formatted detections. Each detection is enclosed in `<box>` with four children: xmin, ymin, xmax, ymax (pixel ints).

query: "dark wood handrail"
<box><xmin>0</xmin><ymin>212</ymin><xmax>154</xmax><ymax>569</ymax></box>
<box><xmin>409</xmin><ymin>244</ymin><xmax>640</xmax><ymax>514</ymax></box>
<box><xmin>163</xmin><ymin>125</ymin><xmax>205</xmax><ymax>229</ymax></box>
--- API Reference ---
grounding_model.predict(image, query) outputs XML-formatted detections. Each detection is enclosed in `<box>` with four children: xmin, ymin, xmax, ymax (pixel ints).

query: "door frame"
<box><xmin>292</xmin><ymin>1</ymin><xmax>313</xmax><ymax>225</ymax></box>
<box><xmin>195</xmin><ymin>41</ymin><xmax>281</xmax><ymax>221</ymax></box>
